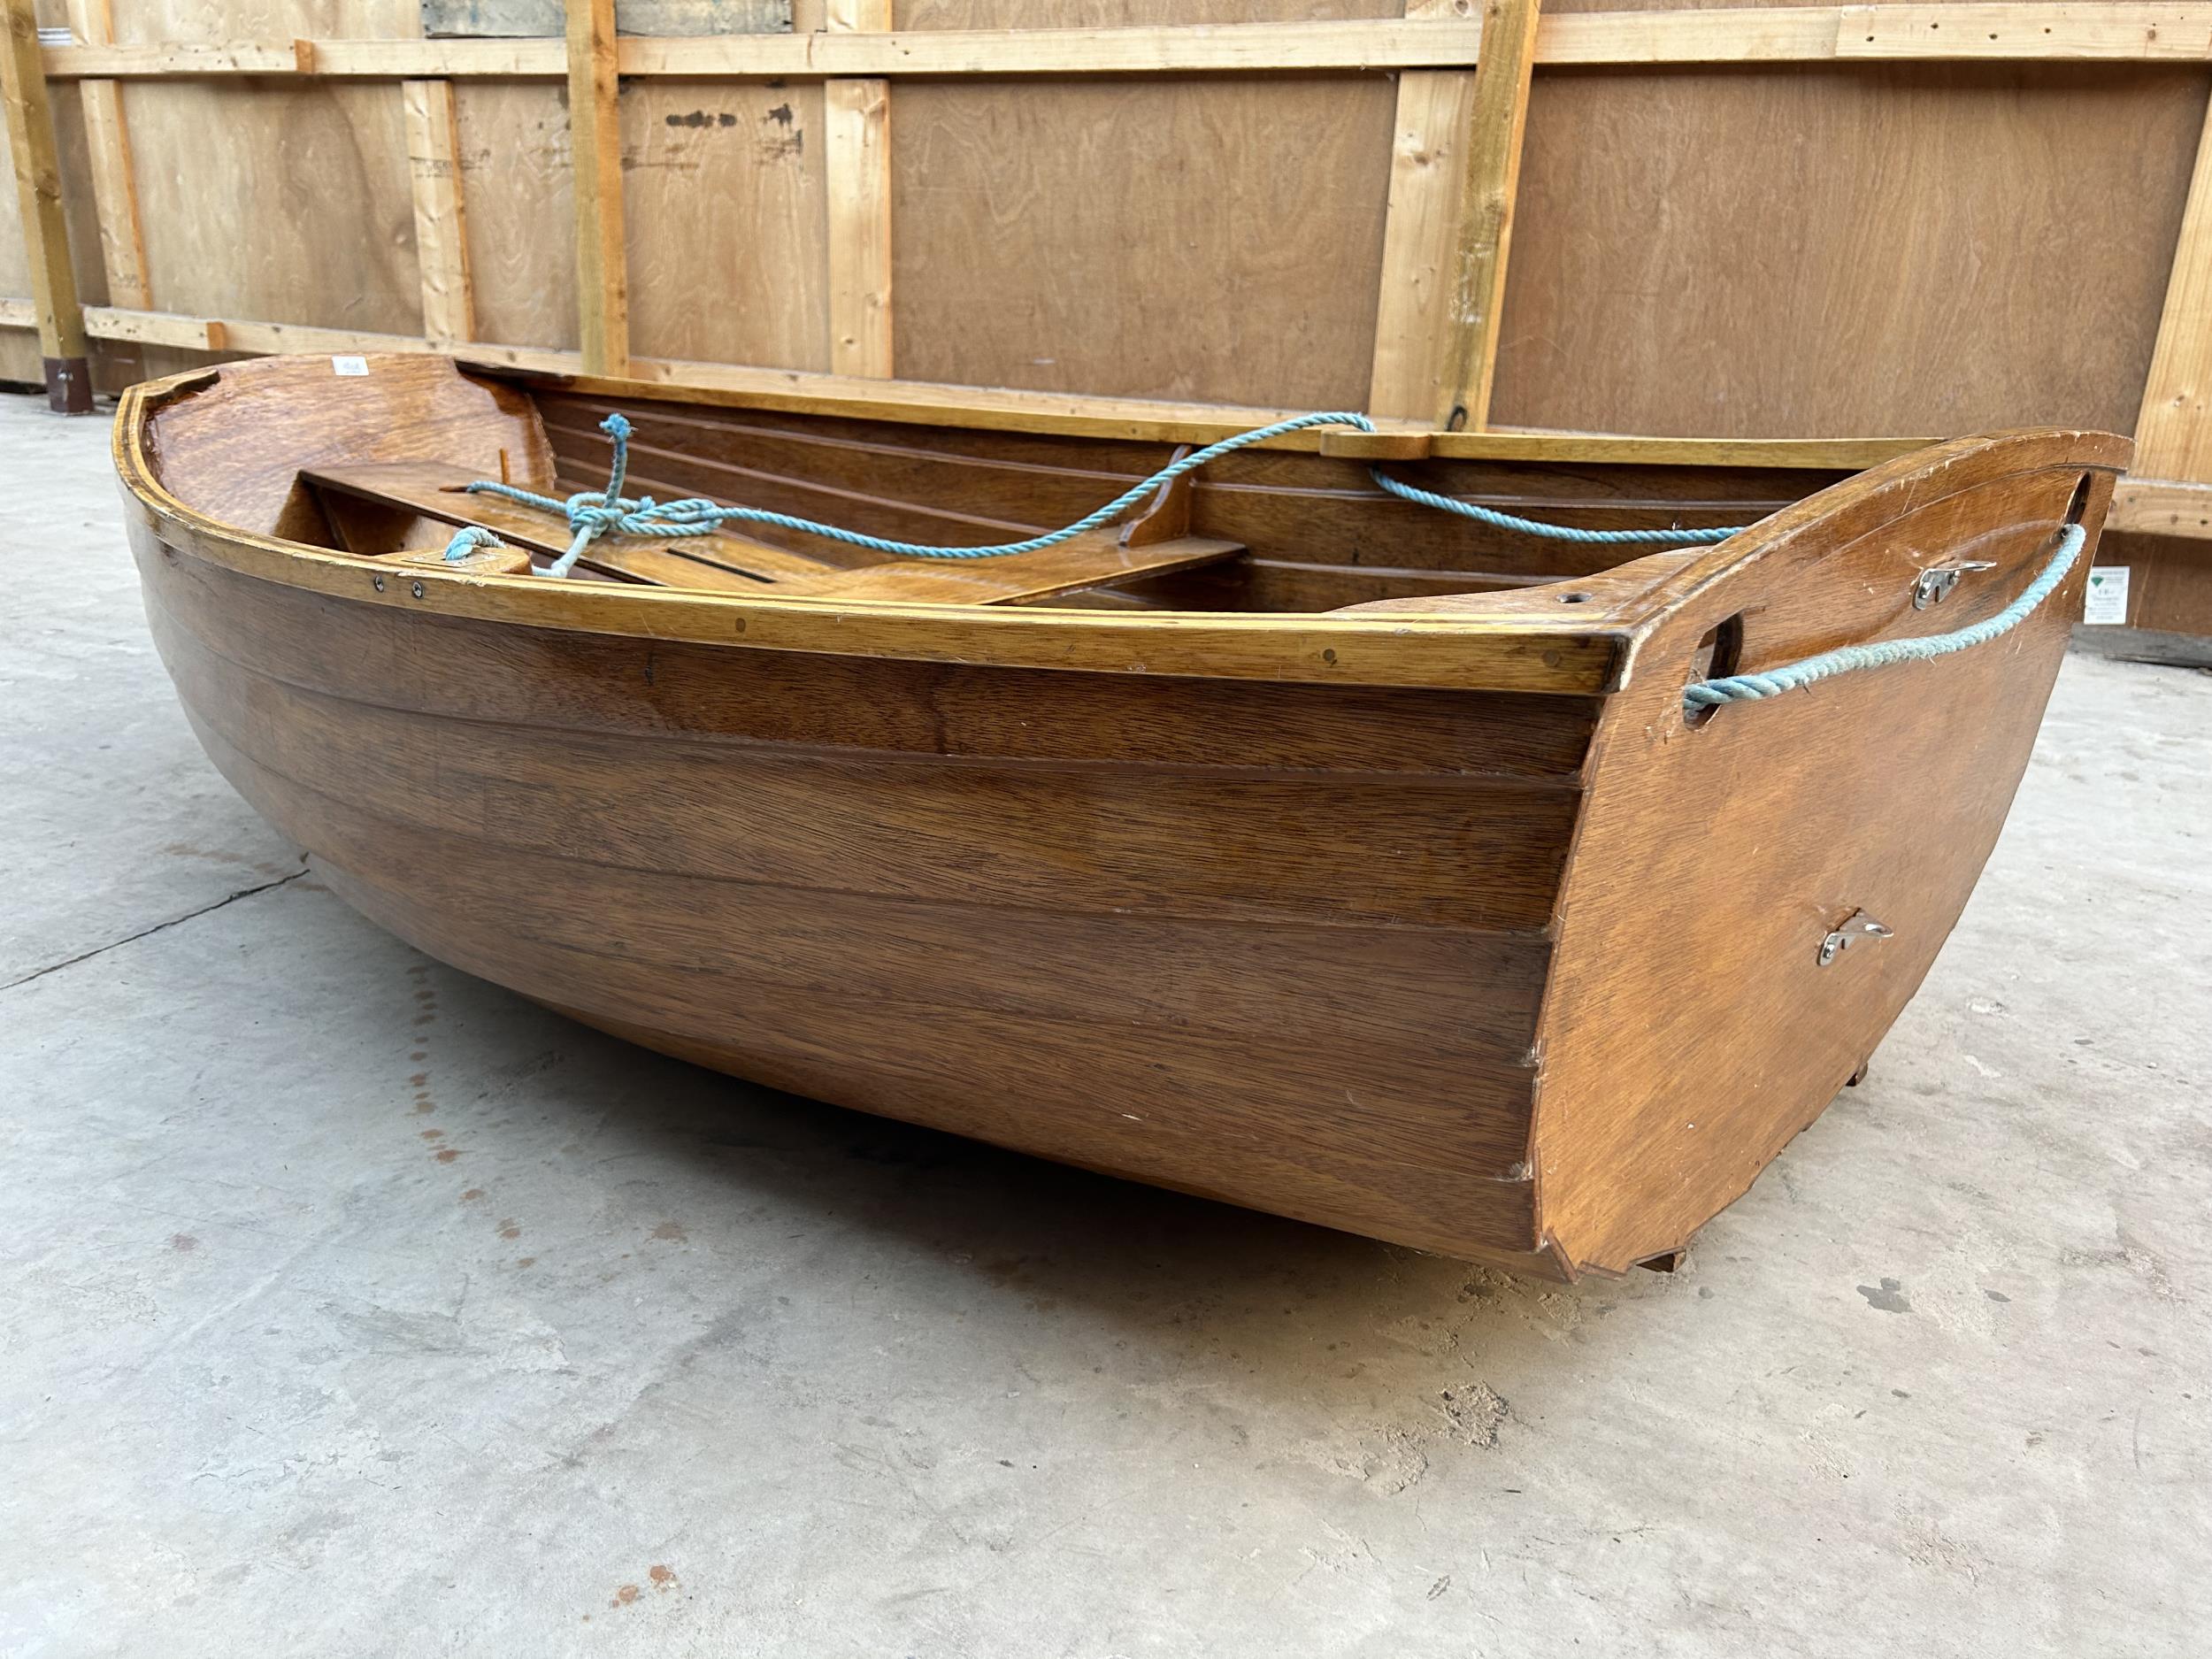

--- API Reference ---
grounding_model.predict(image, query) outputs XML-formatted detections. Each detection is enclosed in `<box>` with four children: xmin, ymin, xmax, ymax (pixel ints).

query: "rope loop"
<box><xmin>1681</xmin><ymin>522</ymin><xmax>2087</xmax><ymax>714</ymax></box>
<box><xmin>442</xmin><ymin>526</ymin><xmax>506</xmax><ymax>562</ymax></box>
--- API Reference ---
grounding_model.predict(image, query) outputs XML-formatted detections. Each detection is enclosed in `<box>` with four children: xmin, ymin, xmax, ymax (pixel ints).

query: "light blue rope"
<box><xmin>442</xmin><ymin>526</ymin><xmax>504</xmax><ymax>562</ymax></box>
<box><xmin>1682</xmin><ymin>522</ymin><xmax>2087</xmax><ymax>714</ymax></box>
<box><xmin>1368</xmin><ymin>471</ymin><xmax>1738</xmax><ymax>546</ymax></box>
<box><xmin>460</xmin><ymin>411</ymin><xmax>1749</xmax><ymax>579</ymax></box>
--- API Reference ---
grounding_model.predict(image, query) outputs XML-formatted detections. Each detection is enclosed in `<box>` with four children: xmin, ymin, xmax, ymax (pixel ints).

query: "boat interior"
<box><xmin>205</xmin><ymin>365</ymin><xmax>1876</xmax><ymax>615</ymax></box>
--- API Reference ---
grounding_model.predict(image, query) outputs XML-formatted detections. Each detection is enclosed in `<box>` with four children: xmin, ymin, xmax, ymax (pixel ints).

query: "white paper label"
<box><xmin>2083</xmin><ymin>565</ymin><xmax>2130</xmax><ymax>626</ymax></box>
<box><xmin>331</xmin><ymin>355</ymin><xmax>369</xmax><ymax>377</ymax></box>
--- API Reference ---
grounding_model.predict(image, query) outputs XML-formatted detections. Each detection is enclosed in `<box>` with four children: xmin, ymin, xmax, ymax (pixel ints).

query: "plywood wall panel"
<box><xmin>620</xmin><ymin>79</ymin><xmax>826</xmax><ymax>370</ymax></box>
<box><xmin>109</xmin><ymin>0</ymin><xmax>416</xmax><ymax>38</ymax></box>
<box><xmin>452</xmin><ymin>79</ymin><xmax>572</xmax><ymax>349</ymax></box>
<box><xmin>122</xmin><ymin>81</ymin><xmax>423</xmax><ymax>332</ymax></box>
<box><xmin>899</xmin><ymin>0</ymin><xmax>1400</xmax><ymax>27</ymax></box>
<box><xmin>1494</xmin><ymin>64</ymin><xmax>2208</xmax><ymax>437</ymax></box>
<box><xmin>891</xmin><ymin>0</ymin><xmax>1404</xmax><ymax>407</ymax></box>
<box><xmin>890</xmin><ymin>73</ymin><xmax>1396</xmax><ymax>408</ymax></box>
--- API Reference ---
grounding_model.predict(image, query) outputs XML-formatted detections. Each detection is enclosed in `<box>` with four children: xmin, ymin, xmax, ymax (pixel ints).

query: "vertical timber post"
<box><xmin>1</xmin><ymin>0</ymin><xmax>93</xmax><ymax>412</ymax></box>
<box><xmin>565</xmin><ymin>0</ymin><xmax>628</xmax><ymax>378</ymax></box>
<box><xmin>65</xmin><ymin>0</ymin><xmax>150</xmax><ymax>388</ymax></box>
<box><xmin>2133</xmin><ymin>100</ymin><xmax>2212</xmax><ymax>485</ymax></box>
<box><xmin>1369</xmin><ymin>0</ymin><xmax>1478</xmax><ymax>421</ymax></box>
<box><xmin>1436</xmin><ymin>0</ymin><xmax>1540</xmax><ymax>433</ymax></box>
<box><xmin>403</xmin><ymin>78</ymin><xmax>476</xmax><ymax>349</ymax></box>
<box><xmin>823</xmin><ymin>0</ymin><xmax>894</xmax><ymax>379</ymax></box>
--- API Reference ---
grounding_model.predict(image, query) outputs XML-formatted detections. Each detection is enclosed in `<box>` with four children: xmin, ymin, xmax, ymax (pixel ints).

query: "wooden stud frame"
<box><xmin>402</xmin><ymin>78</ymin><xmax>474</xmax><ymax>349</ymax></box>
<box><xmin>33</xmin><ymin>10</ymin><xmax>2212</xmax><ymax>81</ymax></box>
<box><xmin>1434</xmin><ymin>0</ymin><xmax>1540</xmax><ymax>432</ymax></box>
<box><xmin>5</xmin><ymin>4</ymin><xmax>2212</xmax><ymax>529</ymax></box>
<box><xmin>2</xmin><ymin>0</ymin><xmax>91</xmax><ymax>409</ymax></box>
<box><xmin>1368</xmin><ymin>0</ymin><xmax>1477</xmax><ymax>422</ymax></box>
<box><xmin>565</xmin><ymin>0</ymin><xmax>626</xmax><ymax>379</ymax></box>
<box><xmin>822</xmin><ymin>0</ymin><xmax>893</xmax><ymax>379</ymax></box>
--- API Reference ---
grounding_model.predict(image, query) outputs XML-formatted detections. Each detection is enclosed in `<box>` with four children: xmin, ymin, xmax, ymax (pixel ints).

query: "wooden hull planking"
<box><xmin>117</xmin><ymin>355</ymin><xmax>2130</xmax><ymax>1277</ymax></box>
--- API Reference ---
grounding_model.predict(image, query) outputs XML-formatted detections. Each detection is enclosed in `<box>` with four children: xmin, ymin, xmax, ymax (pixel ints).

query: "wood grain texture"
<box><xmin>565</xmin><ymin>0</ymin><xmax>626</xmax><ymax>374</ymax></box>
<box><xmin>27</xmin><ymin>0</ymin><xmax>2182</xmax><ymax>453</ymax></box>
<box><xmin>621</xmin><ymin>79</ymin><xmax>826</xmax><ymax>371</ymax></box>
<box><xmin>64</xmin><ymin>0</ymin><xmax>150</xmax><ymax>320</ymax></box>
<box><xmin>1497</xmin><ymin>61</ymin><xmax>2208</xmax><ymax>438</ymax></box>
<box><xmin>1530</xmin><ymin>429</ymin><xmax>2127</xmax><ymax>1274</ymax></box>
<box><xmin>887</xmin><ymin>70</ymin><xmax>1396</xmax><ymax>408</ymax></box>
<box><xmin>451</xmin><ymin>79</ymin><xmax>573</xmax><ymax>349</ymax></box>
<box><xmin>0</xmin><ymin>23</ymin><xmax>36</xmax><ymax>385</ymax></box>
<box><xmin>97</xmin><ymin>0</ymin><xmax>424</xmax><ymax>386</ymax></box>
<box><xmin>419</xmin><ymin>0</ymin><xmax>790</xmax><ymax>35</ymax></box>
<box><xmin>1437</xmin><ymin>0</ymin><xmax>1540</xmax><ymax>430</ymax></box>
<box><xmin>2109</xmin><ymin>476</ymin><xmax>2212</xmax><ymax>536</ymax></box>
<box><xmin>1368</xmin><ymin>0</ymin><xmax>1477</xmax><ymax>420</ymax></box>
<box><xmin>2091</xmin><ymin>526</ymin><xmax>2212</xmax><ymax>632</ymax></box>
<box><xmin>114</xmin><ymin>351</ymin><xmax>2129</xmax><ymax>1272</ymax></box>
<box><xmin>120</xmin><ymin>79</ymin><xmax>423</xmax><ymax>326</ymax></box>
<box><xmin>822</xmin><ymin>27</ymin><xmax>891</xmax><ymax>375</ymax></box>
<box><xmin>40</xmin><ymin>6</ymin><xmax>2212</xmax><ymax>76</ymax></box>
<box><xmin>139</xmin><ymin>352</ymin><xmax>553</xmax><ymax>538</ymax></box>
<box><xmin>402</xmin><ymin>78</ymin><xmax>473</xmax><ymax>345</ymax></box>
<box><xmin>525</xmin><ymin>386</ymin><xmax>1808</xmax><ymax>594</ymax></box>
<box><xmin>119</xmin><ymin>357</ymin><xmax>1627</xmax><ymax>693</ymax></box>
<box><xmin>304</xmin><ymin>457</ymin><xmax>838</xmax><ymax>583</ymax></box>
<box><xmin>2</xmin><ymin>0</ymin><xmax>88</xmax><ymax>365</ymax></box>
<box><xmin>135</xmin><ymin>532</ymin><xmax>1573</xmax><ymax>1268</ymax></box>
<box><xmin>2133</xmin><ymin>92</ymin><xmax>2212</xmax><ymax>481</ymax></box>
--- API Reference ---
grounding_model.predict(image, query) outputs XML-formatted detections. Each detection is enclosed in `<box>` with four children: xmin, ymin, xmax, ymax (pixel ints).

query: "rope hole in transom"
<box><xmin>2063</xmin><ymin>471</ymin><xmax>2094</xmax><ymax>527</ymax></box>
<box><xmin>1683</xmin><ymin>613</ymin><xmax>1745</xmax><ymax>730</ymax></box>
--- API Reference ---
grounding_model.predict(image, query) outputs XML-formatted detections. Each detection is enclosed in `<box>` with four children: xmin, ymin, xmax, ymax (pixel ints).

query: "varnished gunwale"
<box><xmin>115</xmin><ymin>357</ymin><xmax>1651</xmax><ymax>696</ymax></box>
<box><xmin>117</xmin><ymin>353</ymin><xmax>2135</xmax><ymax>1279</ymax></box>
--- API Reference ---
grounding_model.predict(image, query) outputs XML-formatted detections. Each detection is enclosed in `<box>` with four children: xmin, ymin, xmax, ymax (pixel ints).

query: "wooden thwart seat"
<box><xmin>775</xmin><ymin>530</ymin><xmax>1246</xmax><ymax>604</ymax></box>
<box><xmin>304</xmin><ymin>459</ymin><xmax>1246</xmax><ymax>604</ymax></box>
<box><xmin>304</xmin><ymin>460</ymin><xmax>822</xmax><ymax>590</ymax></box>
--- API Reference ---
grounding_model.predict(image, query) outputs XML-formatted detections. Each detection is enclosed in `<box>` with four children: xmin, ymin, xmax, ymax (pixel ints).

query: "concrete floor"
<box><xmin>2</xmin><ymin>388</ymin><xmax>2206</xmax><ymax>1657</ymax></box>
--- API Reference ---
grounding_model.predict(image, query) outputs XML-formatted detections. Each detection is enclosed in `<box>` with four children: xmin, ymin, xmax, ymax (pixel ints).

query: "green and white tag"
<box><xmin>2083</xmin><ymin>565</ymin><xmax>2129</xmax><ymax>626</ymax></box>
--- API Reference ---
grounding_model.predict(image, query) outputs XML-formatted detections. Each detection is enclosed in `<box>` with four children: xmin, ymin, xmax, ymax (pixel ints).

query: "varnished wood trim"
<box><xmin>116</xmin><ymin>366</ymin><xmax>1627</xmax><ymax>694</ymax></box>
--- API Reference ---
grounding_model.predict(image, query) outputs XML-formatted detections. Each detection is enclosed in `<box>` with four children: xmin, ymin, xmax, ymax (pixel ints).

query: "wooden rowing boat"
<box><xmin>115</xmin><ymin>352</ymin><xmax>2127</xmax><ymax>1279</ymax></box>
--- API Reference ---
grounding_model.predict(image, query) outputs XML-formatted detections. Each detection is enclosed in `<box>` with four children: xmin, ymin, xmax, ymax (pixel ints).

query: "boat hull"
<box><xmin>118</xmin><ymin>356</ymin><xmax>2129</xmax><ymax>1277</ymax></box>
<box><xmin>136</xmin><ymin>534</ymin><xmax>1594</xmax><ymax>1271</ymax></box>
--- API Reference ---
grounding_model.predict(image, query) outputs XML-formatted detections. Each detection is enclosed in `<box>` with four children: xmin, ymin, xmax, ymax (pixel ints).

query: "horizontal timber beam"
<box><xmin>70</xmin><ymin>303</ymin><xmax>575</xmax><ymax>369</ymax></box>
<box><xmin>43</xmin><ymin>19</ymin><xmax>1481</xmax><ymax>79</ymax></box>
<box><xmin>36</xmin><ymin>7</ymin><xmax>2212</xmax><ymax>80</ymax></box>
<box><xmin>1537</xmin><ymin>4</ymin><xmax>2212</xmax><ymax>63</ymax></box>
<box><xmin>13</xmin><ymin>299</ymin><xmax>1936</xmax><ymax>467</ymax></box>
<box><xmin>2108</xmin><ymin>479</ymin><xmax>2212</xmax><ymax>538</ymax></box>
